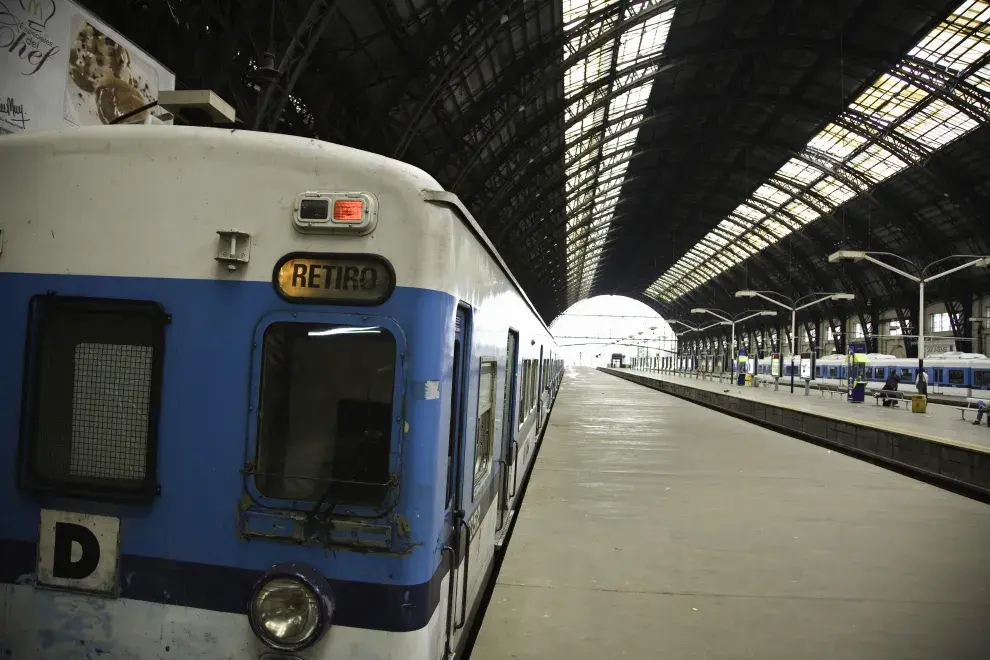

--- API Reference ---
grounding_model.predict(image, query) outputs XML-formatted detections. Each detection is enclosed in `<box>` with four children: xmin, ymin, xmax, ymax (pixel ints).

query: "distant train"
<box><xmin>750</xmin><ymin>352</ymin><xmax>990</xmax><ymax>397</ymax></box>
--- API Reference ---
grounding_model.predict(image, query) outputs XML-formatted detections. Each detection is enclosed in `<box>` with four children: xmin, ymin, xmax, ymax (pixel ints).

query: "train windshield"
<box><xmin>255</xmin><ymin>323</ymin><xmax>395</xmax><ymax>506</ymax></box>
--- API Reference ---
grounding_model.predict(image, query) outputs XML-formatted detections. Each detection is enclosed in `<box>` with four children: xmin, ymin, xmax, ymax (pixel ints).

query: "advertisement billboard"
<box><xmin>1</xmin><ymin>0</ymin><xmax>175</xmax><ymax>135</ymax></box>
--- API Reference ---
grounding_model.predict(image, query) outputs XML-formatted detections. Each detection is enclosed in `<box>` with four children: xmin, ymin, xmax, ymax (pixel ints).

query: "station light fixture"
<box><xmin>829</xmin><ymin>293</ymin><xmax>856</xmax><ymax>301</ymax></box>
<box><xmin>734</xmin><ymin>290</ymin><xmax>756</xmax><ymax>298</ymax></box>
<box><xmin>827</xmin><ymin>250</ymin><xmax>868</xmax><ymax>263</ymax></box>
<box><xmin>824</xmin><ymin>250</ymin><xmax>990</xmax><ymax>375</ymax></box>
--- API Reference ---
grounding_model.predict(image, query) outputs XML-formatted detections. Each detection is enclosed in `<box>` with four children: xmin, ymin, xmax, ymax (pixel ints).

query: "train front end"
<box><xmin>0</xmin><ymin>126</ymin><xmax>456</xmax><ymax>659</ymax></box>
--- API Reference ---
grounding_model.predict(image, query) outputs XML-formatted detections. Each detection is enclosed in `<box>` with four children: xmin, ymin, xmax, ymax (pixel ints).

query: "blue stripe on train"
<box><xmin>0</xmin><ymin>272</ymin><xmax>455</xmax><ymax>588</ymax></box>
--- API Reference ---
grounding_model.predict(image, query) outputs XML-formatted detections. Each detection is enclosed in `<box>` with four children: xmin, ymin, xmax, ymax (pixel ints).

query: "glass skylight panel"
<box><xmin>717</xmin><ymin>218</ymin><xmax>747</xmax><ymax>237</ymax></box>
<box><xmin>608</xmin><ymin>113</ymin><xmax>644</xmax><ymax>137</ymax></box>
<box><xmin>896</xmin><ymin>98</ymin><xmax>981</xmax><ymax>149</ymax></box>
<box><xmin>807</xmin><ymin>123</ymin><xmax>867</xmax><ymax>159</ymax></box>
<box><xmin>972</xmin><ymin>64</ymin><xmax>990</xmax><ymax>91</ymax></box>
<box><xmin>727</xmin><ymin>244</ymin><xmax>750</xmax><ymax>261</ymax></box>
<box><xmin>695</xmin><ymin>241</ymin><xmax>716</xmax><ymax>256</ymax></box>
<box><xmin>694</xmin><ymin>263</ymin><xmax>722</xmax><ymax>281</ymax></box>
<box><xmin>617</xmin><ymin>10</ymin><xmax>671</xmax><ymax>69</ymax></box>
<box><xmin>602</xmin><ymin>132</ymin><xmax>638</xmax><ymax>154</ymax></box>
<box><xmin>707</xmin><ymin>232</ymin><xmax>729</xmax><ymax>247</ymax></box>
<box><xmin>777</xmin><ymin>158</ymin><xmax>825</xmax><ymax>185</ymax></box>
<box><xmin>847</xmin><ymin>144</ymin><xmax>909</xmax><ymax>184</ymax></box>
<box><xmin>562</xmin><ymin>1</ymin><xmax>678</xmax><ymax>305</ymax></box>
<box><xmin>566</xmin><ymin>109</ymin><xmax>605</xmax><ymax>142</ymax></box>
<box><xmin>564</xmin><ymin>0</ymin><xmax>614</xmax><ymax>25</ymax></box>
<box><xmin>742</xmin><ymin>232</ymin><xmax>769</xmax><ymax>250</ymax></box>
<box><xmin>564</xmin><ymin>49</ymin><xmax>608</xmax><ymax>97</ymax></box>
<box><xmin>762</xmin><ymin>218</ymin><xmax>790</xmax><ymax>238</ymax></box>
<box><xmin>909</xmin><ymin>1</ymin><xmax>990</xmax><ymax>71</ymax></box>
<box><xmin>690</xmin><ymin>250</ymin><xmax>717</xmax><ymax>268</ymax></box>
<box><xmin>785</xmin><ymin>200</ymin><xmax>821</xmax><ymax>224</ymax></box>
<box><xmin>680</xmin><ymin>255</ymin><xmax>706</xmax><ymax>271</ymax></box>
<box><xmin>850</xmin><ymin>74</ymin><xmax>929</xmax><ymax>127</ymax></box>
<box><xmin>608</xmin><ymin>78</ymin><xmax>655</xmax><ymax>116</ymax></box>
<box><xmin>811</xmin><ymin>176</ymin><xmax>858</xmax><ymax>206</ymax></box>
<box><xmin>751</xmin><ymin>183</ymin><xmax>791</xmax><ymax>208</ymax></box>
<box><xmin>733</xmin><ymin>204</ymin><xmax>765</xmax><ymax>224</ymax></box>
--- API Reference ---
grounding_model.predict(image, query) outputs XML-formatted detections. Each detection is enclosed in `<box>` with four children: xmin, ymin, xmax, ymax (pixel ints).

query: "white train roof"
<box><xmin>0</xmin><ymin>125</ymin><xmax>554</xmax><ymax>335</ymax></box>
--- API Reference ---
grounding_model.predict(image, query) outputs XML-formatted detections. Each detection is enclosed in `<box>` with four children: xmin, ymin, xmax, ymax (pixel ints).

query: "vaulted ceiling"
<box><xmin>81</xmin><ymin>0</ymin><xmax>990</xmax><ymax>330</ymax></box>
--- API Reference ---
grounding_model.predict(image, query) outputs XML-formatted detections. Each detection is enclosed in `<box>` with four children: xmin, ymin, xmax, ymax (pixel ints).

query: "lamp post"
<box><xmin>829</xmin><ymin>251</ymin><xmax>990</xmax><ymax>378</ymax></box>
<box><xmin>690</xmin><ymin>308</ymin><xmax>778</xmax><ymax>382</ymax></box>
<box><xmin>734</xmin><ymin>290</ymin><xmax>856</xmax><ymax>393</ymax></box>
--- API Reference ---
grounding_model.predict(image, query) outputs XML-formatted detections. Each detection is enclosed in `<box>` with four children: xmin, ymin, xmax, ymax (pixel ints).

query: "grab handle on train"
<box><xmin>441</xmin><ymin>545</ymin><xmax>455</xmax><ymax>658</ymax></box>
<box><xmin>508</xmin><ymin>441</ymin><xmax>519</xmax><ymax>498</ymax></box>
<box><xmin>454</xmin><ymin>516</ymin><xmax>472</xmax><ymax>631</ymax></box>
<box><xmin>495</xmin><ymin>459</ymin><xmax>509</xmax><ymax>533</ymax></box>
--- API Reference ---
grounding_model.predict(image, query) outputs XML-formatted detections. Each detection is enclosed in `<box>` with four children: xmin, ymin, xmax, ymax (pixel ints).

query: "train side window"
<box><xmin>829</xmin><ymin>367</ymin><xmax>838</xmax><ymax>378</ymax></box>
<box><xmin>473</xmin><ymin>359</ymin><xmax>497</xmax><ymax>496</ymax></box>
<box><xmin>933</xmin><ymin>368</ymin><xmax>943</xmax><ymax>383</ymax></box>
<box><xmin>17</xmin><ymin>295</ymin><xmax>167</xmax><ymax>502</ymax></box>
<box><xmin>532</xmin><ymin>359</ymin><xmax>537</xmax><ymax>399</ymax></box>
<box><xmin>900</xmin><ymin>368</ymin><xmax>912</xmax><ymax>379</ymax></box>
<box><xmin>947</xmin><ymin>369</ymin><xmax>964</xmax><ymax>385</ymax></box>
<box><xmin>874</xmin><ymin>367</ymin><xmax>885</xmax><ymax>379</ymax></box>
<box><xmin>974</xmin><ymin>370</ymin><xmax>990</xmax><ymax>387</ymax></box>
<box><xmin>255</xmin><ymin>323</ymin><xmax>395</xmax><ymax>505</ymax></box>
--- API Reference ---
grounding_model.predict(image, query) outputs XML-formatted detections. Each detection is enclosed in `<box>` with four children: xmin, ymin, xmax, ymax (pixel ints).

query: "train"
<box><xmin>0</xmin><ymin>125</ymin><xmax>563</xmax><ymax>659</ymax></box>
<box><xmin>707</xmin><ymin>352</ymin><xmax>990</xmax><ymax>398</ymax></box>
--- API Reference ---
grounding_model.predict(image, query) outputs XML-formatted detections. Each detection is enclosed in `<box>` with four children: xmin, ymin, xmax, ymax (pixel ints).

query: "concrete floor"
<box><xmin>471</xmin><ymin>367</ymin><xmax>990</xmax><ymax>660</ymax></box>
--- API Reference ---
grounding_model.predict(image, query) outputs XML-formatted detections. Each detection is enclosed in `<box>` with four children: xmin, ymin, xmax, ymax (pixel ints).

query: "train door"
<box><xmin>443</xmin><ymin>304</ymin><xmax>471</xmax><ymax>656</ymax></box>
<box><xmin>497</xmin><ymin>330</ymin><xmax>519</xmax><ymax>534</ymax></box>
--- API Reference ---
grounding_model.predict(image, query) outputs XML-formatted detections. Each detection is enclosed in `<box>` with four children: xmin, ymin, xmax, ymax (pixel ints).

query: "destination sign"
<box><xmin>274</xmin><ymin>253</ymin><xmax>395</xmax><ymax>305</ymax></box>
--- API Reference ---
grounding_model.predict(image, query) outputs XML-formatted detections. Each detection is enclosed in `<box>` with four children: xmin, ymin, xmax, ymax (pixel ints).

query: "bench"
<box><xmin>819</xmin><ymin>383</ymin><xmax>845</xmax><ymax>399</ymax></box>
<box><xmin>955</xmin><ymin>399</ymin><xmax>983</xmax><ymax>421</ymax></box>
<box><xmin>874</xmin><ymin>390</ymin><xmax>910</xmax><ymax>409</ymax></box>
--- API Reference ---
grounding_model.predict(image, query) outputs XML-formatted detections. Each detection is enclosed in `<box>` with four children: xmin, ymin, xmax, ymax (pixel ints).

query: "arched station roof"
<box><xmin>81</xmin><ymin>0</ymin><xmax>990</xmax><ymax>331</ymax></box>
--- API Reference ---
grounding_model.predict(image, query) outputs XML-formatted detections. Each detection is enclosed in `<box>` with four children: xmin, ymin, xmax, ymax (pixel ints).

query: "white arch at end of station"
<box><xmin>549</xmin><ymin>295</ymin><xmax>674</xmax><ymax>368</ymax></box>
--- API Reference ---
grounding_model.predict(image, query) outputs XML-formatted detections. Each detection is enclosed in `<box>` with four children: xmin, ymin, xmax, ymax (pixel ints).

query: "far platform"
<box><xmin>603</xmin><ymin>368</ymin><xmax>990</xmax><ymax>496</ymax></box>
<box><xmin>625</xmin><ymin>370</ymin><xmax>990</xmax><ymax>451</ymax></box>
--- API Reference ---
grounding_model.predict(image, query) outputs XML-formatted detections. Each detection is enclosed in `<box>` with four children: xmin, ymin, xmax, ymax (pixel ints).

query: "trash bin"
<box><xmin>911</xmin><ymin>395</ymin><xmax>927</xmax><ymax>414</ymax></box>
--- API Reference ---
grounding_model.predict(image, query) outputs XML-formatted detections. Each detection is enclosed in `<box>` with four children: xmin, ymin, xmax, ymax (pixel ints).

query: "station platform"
<box><xmin>603</xmin><ymin>368</ymin><xmax>990</xmax><ymax>497</ymax></box>
<box><xmin>631</xmin><ymin>370</ymin><xmax>990</xmax><ymax>450</ymax></box>
<box><xmin>471</xmin><ymin>367</ymin><xmax>990</xmax><ymax>660</ymax></box>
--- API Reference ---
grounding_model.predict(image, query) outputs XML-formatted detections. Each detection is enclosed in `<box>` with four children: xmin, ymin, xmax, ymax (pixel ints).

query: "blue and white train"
<box><xmin>748</xmin><ymin>352</ymin><xmax>990</xmax><ymax>398</ymax></box>
<box><xmin>0</xmin><ymin>125</ymin><xmax>563</xmax><ymax>659</ymax></box>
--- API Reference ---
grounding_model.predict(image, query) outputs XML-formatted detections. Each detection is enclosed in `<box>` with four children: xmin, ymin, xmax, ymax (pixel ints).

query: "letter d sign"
<box><xmin>37</xmin><ymin>509</ymin><xmax>121</xmax><ymax>596</ymax></box>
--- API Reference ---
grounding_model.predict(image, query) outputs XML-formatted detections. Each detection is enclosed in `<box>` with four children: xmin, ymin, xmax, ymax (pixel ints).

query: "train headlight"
<box><xmin>249</xmin><ymin>563</ymin><xmax>334</xmax><ymax>652</ymax></box>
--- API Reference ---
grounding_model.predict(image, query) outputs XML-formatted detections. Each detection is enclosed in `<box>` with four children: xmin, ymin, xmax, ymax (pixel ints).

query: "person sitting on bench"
<box><xmin>879</xmin><ymin>372</ymin><xmax>901</xmax><ymax>407</ymax></box>
<box><xmin>973</xmin><ymin>401</ymin><xmax>990</xmax><ymax>427</ymax></box>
